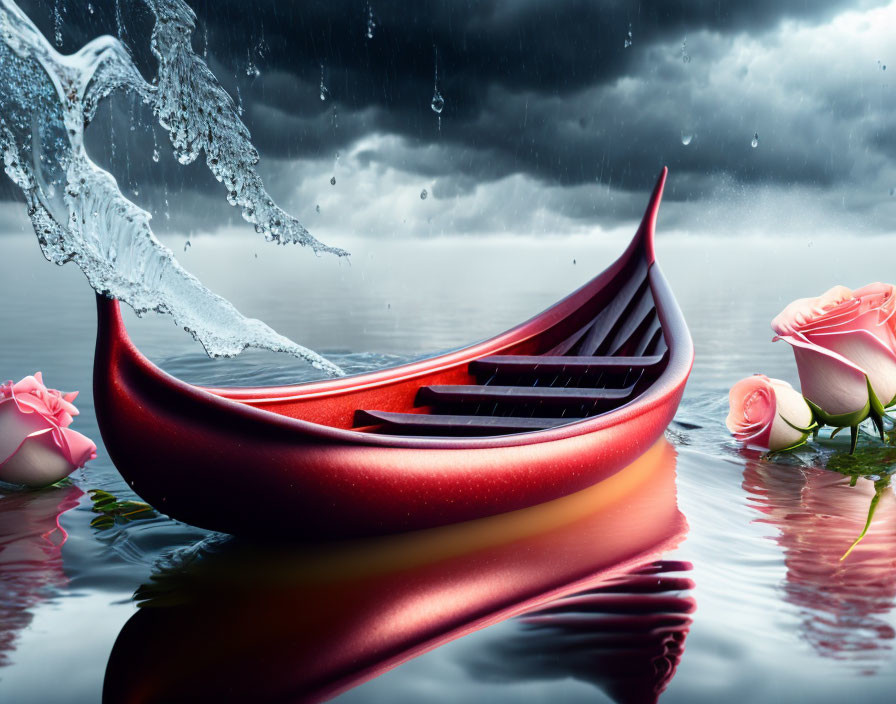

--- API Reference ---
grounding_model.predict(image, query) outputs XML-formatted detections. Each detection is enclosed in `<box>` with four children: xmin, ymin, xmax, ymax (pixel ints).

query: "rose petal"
<box><xmin>0</xmin><ymin>428</ymin><xmax>78</xmax><ymax>488</ymax></box>
<box><xmin>0</xmin><ymin>401</ymin><xmax>54</xmax><ymax>465</ymax></box>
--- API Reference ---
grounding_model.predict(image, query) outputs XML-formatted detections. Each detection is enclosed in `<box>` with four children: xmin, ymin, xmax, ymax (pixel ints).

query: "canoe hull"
<box><xmin>93</xmin><ymin>270</ymin><xmax>689</xmax><ymax>540</ymax></box>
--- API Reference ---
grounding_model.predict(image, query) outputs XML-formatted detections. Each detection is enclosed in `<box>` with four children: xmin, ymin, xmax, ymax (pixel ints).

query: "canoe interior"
<box><xmin>210</xmin><ymin>247</ymin><xmax>668</xmax><ymax>438</ymax></box>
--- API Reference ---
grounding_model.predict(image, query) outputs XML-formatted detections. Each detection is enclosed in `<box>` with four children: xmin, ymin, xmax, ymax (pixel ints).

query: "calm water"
<box><xmin>2</xmin><ymin>227</ymin><xmax>896</xmax><ymax>703</ymax></box>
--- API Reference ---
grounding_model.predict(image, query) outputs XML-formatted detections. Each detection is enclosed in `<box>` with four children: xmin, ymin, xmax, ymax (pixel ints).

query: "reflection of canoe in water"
<box><xmin>93</xmin><ymin>167</ymin><xmax>692</xmax><ymax>539</ymax></box>
<box><xmin>103</xmin><ymin>439</ymin><xmax>692</xmax><ymax>703</ymax></box>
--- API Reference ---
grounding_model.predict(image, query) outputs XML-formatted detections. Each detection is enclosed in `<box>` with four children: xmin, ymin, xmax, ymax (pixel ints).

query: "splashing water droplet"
<box><xmin>681</xmin><ymin>131</ymin><xmax>693</xmax><ymax>146</ymax></box>
<box><xmin>624</xmin><ymin>23</ymin><xmax>632</xmax><ymax>49</ymax></box>
<box><xmin>152</xmin><ymin>149</ymin><xmax>160</xmax><ymax>163</ymax></box>
<box><xmin>330</xmin><ymin>176</ymin><xmax>336</xmax><ymax>185</ymax></box>
<box><xmin>53</xmin><ymin>0</ymin><xmax>63</xmax><ymax>47</ymax></box>
<box><xmin>751</xmin><ymin>132</ymin><xmax>759</xmax><ymax>148</ymax></box>
<box><xmin>420</xmin><ymin>188</ymin><xmax>428</xmax><ymax>200</ymax></box>
<box><xmin>184</xmin><ymin>240</ymin><xmax>191</xmax><ymax>251</ymax></box>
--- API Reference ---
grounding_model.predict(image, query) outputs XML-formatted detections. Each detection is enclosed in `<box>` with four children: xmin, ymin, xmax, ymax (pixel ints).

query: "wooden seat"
<box><xmin>356</xmin><ymin>410</ymin><xmax>572</xmax><ymax>434</ymax></box>
<box><xmin>470</xmin><ymin>355</ymin><xmax>664</xmax><ymax>376</ymax></box>
<box><xmin>419</xmin><ymin>383</ymin><xmax>637</xmax><ymax>406</ymax></box>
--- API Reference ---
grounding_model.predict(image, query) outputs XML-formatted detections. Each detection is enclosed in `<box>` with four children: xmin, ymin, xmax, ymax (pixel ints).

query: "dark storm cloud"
<box><xmin>5</xmin><ymin>0</ymin><xmax>895</xmax><ymax>233</ymax></box>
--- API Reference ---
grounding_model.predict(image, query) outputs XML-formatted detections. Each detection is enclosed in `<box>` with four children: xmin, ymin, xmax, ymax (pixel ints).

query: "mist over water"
<box><xmin>0</xmin><ymin>0</ymin><xmax>345</xmax><ymax>374</ymax></box>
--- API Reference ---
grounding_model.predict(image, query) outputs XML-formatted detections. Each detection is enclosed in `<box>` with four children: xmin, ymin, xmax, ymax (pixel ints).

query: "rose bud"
<box><xmin>0</xmin><ymin>373</ymin><xmax>96</xmax><ymax>488</ymax></box>
<box><xmin>726</xmin><ymin>375</ymin><xmax>814</xmax><ymax>452</ymax></box>
<box><xmin>772</xmin><ymin>283</ymin><xmax>896</xmax><ymax>427</ymax></box>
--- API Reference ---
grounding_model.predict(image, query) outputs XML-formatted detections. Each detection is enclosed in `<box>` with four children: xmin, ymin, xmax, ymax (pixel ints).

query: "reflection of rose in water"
<box><xmin>0</xmin><ymin>485</ymin><xmax>83</xmax><ymax>667</ymax></box>
<box><xmin>744</xmin><ymin>461</ymin><xmax>896</xmax><ymax>669</ymax></box>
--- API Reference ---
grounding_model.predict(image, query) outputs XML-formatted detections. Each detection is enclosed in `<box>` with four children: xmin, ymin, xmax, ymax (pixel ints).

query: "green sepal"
<box><xmin>765</xmin><ymin>435</ymin><xmax>810</xmax><ymax>457</ymax></box>
<box><xmin>779</xmin><ymin>414</ymin><xmax>818</xmax><ymax>435</ymax></box>
<box><xmin>805</xmin><ymin>397</ymin><xmax>871</xmax><ymax>429</ymax></box>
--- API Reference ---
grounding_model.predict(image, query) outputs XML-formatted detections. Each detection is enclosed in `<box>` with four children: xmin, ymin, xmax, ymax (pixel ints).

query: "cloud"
<box><xmin>4</xmin><ymin>0</ymin><xmax>896</xmax><ymax>238</ymax></box>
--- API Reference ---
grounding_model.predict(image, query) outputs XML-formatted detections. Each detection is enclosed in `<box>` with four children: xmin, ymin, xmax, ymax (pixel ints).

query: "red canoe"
<box><xmin>93</xmin><ymin>167</ymin><xmax>693</xmax><ymax>539</ymax></box>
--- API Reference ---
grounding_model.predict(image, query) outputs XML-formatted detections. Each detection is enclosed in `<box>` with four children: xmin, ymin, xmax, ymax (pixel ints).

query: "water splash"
<box><xmin>0</xmin><ymin>0</ymin><xmax>346</xmax><ymax>375</ymax></box>
<box><xmin>680</xmin><ymin>131</ymin><xmax>693</xmax><ymax>146</ymax></box>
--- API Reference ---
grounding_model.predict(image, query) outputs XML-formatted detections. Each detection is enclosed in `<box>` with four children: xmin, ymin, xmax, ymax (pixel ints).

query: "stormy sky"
<box><xmin>3</xmin><ymin>0</ymin><xmax>896</xmax><ymax>240</ymax></box>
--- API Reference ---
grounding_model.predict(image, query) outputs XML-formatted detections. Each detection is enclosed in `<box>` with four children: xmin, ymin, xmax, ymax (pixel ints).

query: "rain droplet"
<box><xmin>184</xmin><ymin>240</ymin><xmax>191</xmax><ymax>251</ymax></box>
<box><xmin>431</xmin><ymin>89</ymin><xmax>444</xmax><ymax>114</ymax></box>
<box><xmin>573</xmin><ymin>259</ymin><xmax>576</xmax><ymax>265</ymax></box>
<box><xmin>624</xmin><ymin>23</ymin><xmax>632</xmax><ymax>49</ymax></box>
<box><xmin>319</xmin><ymin>65</ymin><xmax>328</xmax><ymax>101</ymax></box>
<box><xmin>152</xmin><ymin>148</ymin><xmax>160</xmax><ymax>163</ymax></box>
<box><xmin>751</xmin><ymin>132</ymin><xmax>759</xmax><ymax>148</ymax></box>
<box><xmin>890</xmin><ymin>187</ymin><xmax>895</xmax><ymax>196</ymax></box>
<box><xmin>420</xmin><ymin>188</ymin><xmax>428</xmax><ymax>200</ymax></box>
<box><xmin>366</xmin><ymin>4</ymin><xmax>376</xmax><ymax>40</ymax></box>
<box><xmin>681</xmin><ymin>132</ymin><xmax>693</xmax><ymax>146</ymax></box>
<box><xmin>330</xmin><ymin>176</ymin><xmax>336</xmax><ymax>185</ymax></box>
<box><xmin>680</xmin><ymin>37</ymin><xmax>690</xmax><ymax>63</ymax></box>
<box><xmin>884</xmin><ymin>65</ymin><xmax>888</xmax><ymax>71</ymax></box>
<box><xmin>88</xmin><ymin>3</ymin><xmax>94</xmax><ymax>14</ymax></box>
<box><xmin>315</xmin><ymin>204</ymin><xmax>321</xmax><ymax>213</ymax></box>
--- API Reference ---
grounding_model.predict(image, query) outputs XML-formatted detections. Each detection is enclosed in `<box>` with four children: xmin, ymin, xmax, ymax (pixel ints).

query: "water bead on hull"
<box><xmin>0</xmin><ymin>0</ymin><xmax>345</xmax><ymax>374</ymax></box>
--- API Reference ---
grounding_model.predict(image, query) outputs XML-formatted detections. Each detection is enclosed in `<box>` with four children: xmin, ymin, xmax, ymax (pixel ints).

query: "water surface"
<box><xmin>2</xmin><ymin>228</ymin><xmax>896</xmax><ymax>702</ymax></box>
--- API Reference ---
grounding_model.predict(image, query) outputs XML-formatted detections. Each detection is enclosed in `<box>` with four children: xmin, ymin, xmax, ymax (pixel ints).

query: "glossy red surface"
<box><xmin>92</xmin><ymin>167</ymin><xmax>693</xmax><ymax>538</ymax></box>
<box><xmin>102</xmin><ymin>439</ymin><xmax>690</xmax><ymax>703</ymax></box>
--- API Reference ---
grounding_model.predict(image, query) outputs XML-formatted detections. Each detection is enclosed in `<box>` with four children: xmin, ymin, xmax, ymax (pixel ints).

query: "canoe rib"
<box><xmin>92</xmin><ymin>166</ymin><xmax>694</xmax><ymax>539</ymax></box>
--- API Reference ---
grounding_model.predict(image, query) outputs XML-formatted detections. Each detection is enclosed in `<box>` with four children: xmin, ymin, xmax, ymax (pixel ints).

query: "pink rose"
<box><xmin>0</xmin><ymin>372</ymin><xmax>96</xmax><ymax>487</ymax></box>
<box><xmin>772</xmin><ymin>283</ymin><xmax>896</xmax><ymax>424</ymax></box>
<box><xmin>726</xmin><ymin>375</ymin><xmax>814</xmax><ymax>451</ymax></box>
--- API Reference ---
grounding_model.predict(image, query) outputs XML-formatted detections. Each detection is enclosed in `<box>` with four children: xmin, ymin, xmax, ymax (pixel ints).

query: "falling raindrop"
<box><xmin>53</xmin><ymin>0</ymin><xmax>62</xmax><ymax>47</ymax></box>
<box><xmin>890</xmin><ymin>187</ymin><xmax>895</xmax><ymax>196</ymax></box>
<box><xmin>87</xmin><ymin>2</ymin><xmax>94</xmax><ymax>14</ymax></box>
<box><xmin>431</xmin><ymin>90</ymin><xmax>445</xmax><ymax>114</ymax></box>
<box><xmin>330</xmin><ymin>176</ymin><xmax>336</xmax><ymax>185</ymax></box>
<box><xmin>624</xmin><ymin>23</ymin><xmax>632</xmax><ymax>49</ymax></box>
<box><xmin>420</xmin><ymin>188</ymin><xmax>428</xmax><ymax>200</ymax></box>
<box><xmin>366</xmin><ymin>4</ymin><xmax>376</xmax><ymax>40</ymax></box>
<box><xmin>184</xmin><ymin>240</ymin><xmax>191</xmax><ymax>252</ymax></box>
<box><xmin>315</xmin><ymin>204</ymin><xmax>321</xmax><ymax>213</ymax></box>
<box><xmin>320</xmin><ymin>64</ymin><xmax>329</xmax><ymax>101</ymax></box>
<box><xmin>681</xmin><ymin>131</ymin><xmax>693</xmax><ymax>146</ymax></box>
<box><xmin>431</xmin><ymin>47</ymin><xmax>444</xmax><ymax>132</ymax></box>
<box><xmin>884</xmin><ymin>65</ymin><xmax>888</xmax><ymax>71</ymax></box>
<box><xmin>152</xmin><ymin>149</ymin><xmax>160</xmax><ymax>163</ymax></box>
<box><xmin>680</xmin><ymin>37</ymin><xmax>690</xmax><ymax>64</ymax></box>
<box><xmin>235</xmin><ymin>86</ymin><xmax>244</xmax><ymax>116</ymax></box>
<box><xmin>573</xmin><ymin>259</ymin><xmax>577</xmax><ymax>265</ymax></box>
<box><xmin>751</xmin><ymin>132</ymin><xmax>759</xmax><ymax>148</ymax></box>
